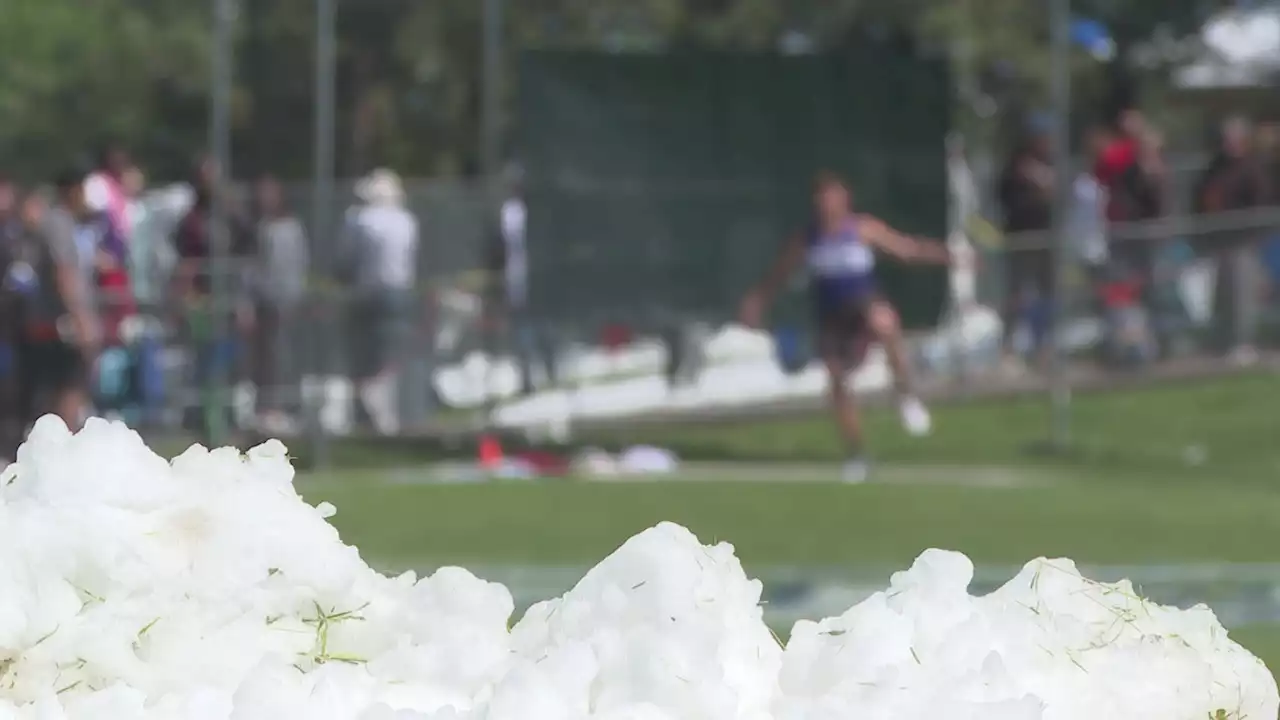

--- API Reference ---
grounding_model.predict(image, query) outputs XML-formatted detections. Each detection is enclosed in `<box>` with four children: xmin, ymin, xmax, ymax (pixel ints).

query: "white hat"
<box><xmin>355</xmin><ymin>168</ymin><xmax>404</xmax><ymax>205</ymax></box>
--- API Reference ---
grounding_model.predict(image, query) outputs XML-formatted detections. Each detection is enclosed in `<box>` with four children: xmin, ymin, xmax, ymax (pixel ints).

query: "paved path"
<box><xmin>363</xmin><ymin>559</ymin><xmax>1280</xmax><ymax>630</ymax></box>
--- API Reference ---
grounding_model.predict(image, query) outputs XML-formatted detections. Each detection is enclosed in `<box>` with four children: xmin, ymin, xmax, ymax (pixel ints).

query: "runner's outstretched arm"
<box><xmin>741</xmin><ymin>233</ymin><xmax>805</xmax><ymax>326</ymax></box>
<box><xmin>858</xmin><ymin>216</ymin><xmax>952</xmax><ymax>265</ymax></box>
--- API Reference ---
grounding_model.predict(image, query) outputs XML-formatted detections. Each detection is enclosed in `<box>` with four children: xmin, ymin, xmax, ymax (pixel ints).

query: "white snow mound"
<box><xmin>0</xmin><ymin>416</ymin><xmax>1273</xmax><ymax>719</ymax></box>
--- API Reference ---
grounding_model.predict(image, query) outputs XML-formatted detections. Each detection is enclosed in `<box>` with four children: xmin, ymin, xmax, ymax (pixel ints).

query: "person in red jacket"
<box><xmin>86</xmin><ymin>144</ymin><xmax>137</xmax><ymax>343</ymax></box>
<box><xmin>1096</xmin><ymin>110</ymin><xmax>1165</xmax><ymax>219</ymax></box>
<box><xmin>1094</xmin><ymin>109</ymin><xmax>1164</xmax><ymax>273</ymax></box>
<box><xmin>1092</xmin><ymin>110</ymin><xmax>1167</xmax><ymax>348</ymax></box>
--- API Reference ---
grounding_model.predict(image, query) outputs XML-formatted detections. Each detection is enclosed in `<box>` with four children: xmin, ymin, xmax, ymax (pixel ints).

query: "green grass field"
<box><xmin>292</xmin><ymin>371</ymin><xmax>1280</xmax><ymax>672</ymax></box>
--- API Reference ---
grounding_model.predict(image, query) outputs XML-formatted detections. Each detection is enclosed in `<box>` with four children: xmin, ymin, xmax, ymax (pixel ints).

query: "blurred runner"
<box><xmin>740</xmin><ymin>171</ymin><xmax>952</xmax><ymax>483</ymax></box>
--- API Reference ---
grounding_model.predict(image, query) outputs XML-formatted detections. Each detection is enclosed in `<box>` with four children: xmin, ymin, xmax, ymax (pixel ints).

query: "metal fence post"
<box><xmin>1048</xmin><ymin>0</ymin><xmax>1073</xmax><ymax>450</ymax></box>
<box><xmin>209</xmin><ymin>0</ymin><xmax>234</xmax><ymax>449</ymax></box>
<box><xmin>309</xmin><ymin>0</ymin><xmax>337</xmax><ymax>468</ymax></box>
<box><xmin>481</xmin><ymin>0</ymin><xmax>504</xmax><ymax>180</ymax></box>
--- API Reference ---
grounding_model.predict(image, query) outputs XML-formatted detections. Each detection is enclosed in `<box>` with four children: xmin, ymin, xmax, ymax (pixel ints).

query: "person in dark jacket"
<box><xmin>0</xmin><ymin>178</ymin><xmax>22</xmax><ymax>462</ymax></box>
<box><xmin>1095</xmin><ymin>109</ymin><xmax>1165</xmax><ymax>283</ymax></box>
<box><xmin>487</xmin><ymin>165</ymin><xmax>557</xmax><ymax>396</ymax></box>
<box><xmin>171</xmin><ymin>155</ymin><xmax>254</xmax><ymax>442</ymax></box>
<box><xmin>1193</xmin><ymin>117</ymin><xmax>1269</xmax><ymax>362</ymax></box>
<box><xmin>997</xmin><ymin>115</ymin><xmax>1055</xmax><ymax>364</ymax></box>
<box><xmin>248</xmin><ymin>174</ymin><xmax>308</xmax><ymax>433</ymax></box>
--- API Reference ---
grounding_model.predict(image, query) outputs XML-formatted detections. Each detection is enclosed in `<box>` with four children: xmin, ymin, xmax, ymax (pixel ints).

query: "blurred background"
<box><xmin>3</xmin><ymin>0</ymin><xmax>1280</xmax><ymax>676</ymax></box>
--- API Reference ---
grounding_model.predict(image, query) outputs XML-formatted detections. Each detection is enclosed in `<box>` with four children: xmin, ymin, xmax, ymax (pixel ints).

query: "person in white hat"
<box><xmin>353</xmin><ymin>168</ymin><xmax>405</xmax><ymax>207</ymax></box>
<box><xmin>339</xmin><ymin>168</ymin><xmax>418</xmax><ymax>435</ymax></box>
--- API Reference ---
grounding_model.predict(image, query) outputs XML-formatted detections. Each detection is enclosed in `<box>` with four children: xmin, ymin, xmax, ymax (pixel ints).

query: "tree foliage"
<box><xmin>0</xmin><ymin>0</ymin><xmax>1211</xmax><ymax>181</ymax></box>
<box><xmin>0</xmin><ymin>0</ymin><xmax>210</xmax><ymax>179</ymax></box>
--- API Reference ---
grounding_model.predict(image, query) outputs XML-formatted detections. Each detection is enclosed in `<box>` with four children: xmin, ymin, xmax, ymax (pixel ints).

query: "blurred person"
<box><xmin>122</xmin><ymin>167</ymin><xmax>163</xmax><ymax>287</ymax></box>
<box><xmin>13</xmin><ymin>168</ymin><xmax>101</xmax><ymax>431</ymax></box>
<box><xmin>1193</xmin><ymin>116</ymin><xmax>1269</xmax><ymax>363</ymax></box>
<box><xmin>111</xmin><ymin>165</ymin><xmax>170</xmax><ymax>427</ymax></box>
<box><xmin>0</xmin><ymin>177</ymin><xmax>20</xmax><ymax>315</ymax></box>
<box><xmin>488</xmin><ymin>165</ymin><xmax>557</xmax><ymax>396</ymax></box>
<box><xmin>68</xmin><ymin>164</ymin><xmax>130</xmax><ymax>418</ymax></box>
<box><xmin>0</xmin><ymin>178</ymin><xmax>23</xmax><ymax>461</ymax></box>
<box><xmin>996</xmin><ymin>114</ymin><xmax>1055</xmax><ymax>366</ymax></box>
<box><xmin>739</xmin><ymin>171</ymin><xmax>952</xmax><ymax>483</ymax></box>
<box><xmin>1071</xmin><ymin>126</ymin><xmax>1112</xmax><ymax>272</ymax></box>
<box><xmin>86</xmin><ymin>142</ymin><xmax>133</xmax><ymax>240</ymax></box>
<box><xmin>172</xmin><ymin>156</ymin><xmax>254</xmax><ymax>443</ymax></box>
<box><xmin>1095</xmin><ymin>109</ymin><xmax>1163</xmax><ymax>221</ymax></box>
<box><xmin>1094</xmin><ymin>108</ymin><xmax>1164</xmax><ymax>289</ymax></box>
<box><xmin>1137</xmin><ymin>126</ymin><xmax>1169</xmax><ymax>192</ymax></box>
<box><xmin>338</xmin><ymin>168</ymin><xmax>418</xmax><ymax>436</ymax></box>
<box><xmin>1258</xmin><ymin>123</ymin><xmax>1280</xmax><ymax>306</ymax></box>
<box><xmin>0</xmin><ymin>177</ymin><xmax>17</xmax><ymax>234</ymax></box>
<box><xmin>250</xmin><ymin>174</ymin><xmax>308</xmax><ymax>435</ymax></box>
<box><xmin>85</xmin><ymin>142</ymin><xmax>135</xmax><ymax>323</ymax></box>
<box><xmin>1260</xmin><ymin>123</ymin><xmax>1280</xmax><ymax>188</ymax></box>
<box><xmin>1078</xmin><ymin>123</ymin><xmax>1151</xmax><ymax>365</ymax></box>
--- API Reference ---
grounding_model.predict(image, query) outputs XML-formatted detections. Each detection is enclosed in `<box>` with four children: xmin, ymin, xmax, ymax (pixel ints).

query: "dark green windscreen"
<box><xmin>518</xmin><ymin>49</ymin><xmax>950</xmax><ymax>332</ymax></box>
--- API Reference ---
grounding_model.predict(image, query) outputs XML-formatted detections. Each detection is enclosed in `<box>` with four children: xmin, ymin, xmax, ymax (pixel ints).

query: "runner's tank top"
<box><xmin>807</xmin><ymin>216</ymin><xmax>876</xmax><ymax>310</ymax></box>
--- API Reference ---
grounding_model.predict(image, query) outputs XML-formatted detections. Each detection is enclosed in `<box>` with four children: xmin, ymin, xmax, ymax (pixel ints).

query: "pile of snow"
<box><xmin>0</xmin><ymin>417</ymin><xmax>1273</xmax><ymax>719</ymax></box>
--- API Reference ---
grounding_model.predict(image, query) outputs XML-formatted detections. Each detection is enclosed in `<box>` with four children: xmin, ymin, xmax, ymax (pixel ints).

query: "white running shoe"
<box><xmin>899</xmin><ymin>396</ymin><xmax>932</xmax><ymax>437</ymax></box>
<box><xmin>842</xmin><ymin>458</ymin><xmax>869</xmax><ymax>484</ymax></box>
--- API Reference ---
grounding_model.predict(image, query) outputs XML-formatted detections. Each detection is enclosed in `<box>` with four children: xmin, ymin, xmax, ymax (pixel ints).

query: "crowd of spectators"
<box><xmin>997</xmin><ymin>108</ymin><xmax>1280</xmax><ymax>368</ymax></box>
<box><xmin>0</xmin><ymin>146</ymin><xmax>430</xmax><ymax>462</ymax></box>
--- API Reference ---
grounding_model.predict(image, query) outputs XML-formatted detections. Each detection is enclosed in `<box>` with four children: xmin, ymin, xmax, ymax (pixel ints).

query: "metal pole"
<box><xmin>209</xmin><ymin>0</ymin><xmax>234</xmax><ymax>449</ymax></box>
<box><xmin>309</xmin><ymin>0</ymin><xmax>336</xmax><ymax>468</ymax></box>
<box><xmin>481</xmin><ymin>0</ymin><xmax>503</xmax><ymax>179</ymax></box>
<box><xmin>1048</xmin><ymin>0</ymin><xmax>1072</xmax><ymax>449</ymax></box>
<box><xmin>480</xmin><ymin>0</ymin><xmax>503</xmax><ymax>425</ymax></box>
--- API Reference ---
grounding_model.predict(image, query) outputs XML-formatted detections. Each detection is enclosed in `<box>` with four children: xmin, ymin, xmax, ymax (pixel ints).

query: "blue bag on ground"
<box><xmin>773</xmin><ymin>326</ymin><xmax>811</xmax><ymax>375</ymax></box>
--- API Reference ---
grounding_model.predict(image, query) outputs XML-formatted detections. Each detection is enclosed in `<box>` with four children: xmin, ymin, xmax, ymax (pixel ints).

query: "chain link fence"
<box><xmin>93</xmin><ymin>147</ymin><xmax>1280</xmax><ymax>459</ymax></box>
<box><xmin>17</xmin><ymin>0</ymin><xmax>1268</xmax><ymax>459</ymax></box>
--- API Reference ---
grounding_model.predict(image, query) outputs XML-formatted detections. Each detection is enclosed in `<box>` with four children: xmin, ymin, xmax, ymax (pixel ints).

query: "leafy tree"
<box><xmin>0</xmin><ymin>0</ymin><xmax>1217</xmax><ymax>181</ymax></box>
<box><xmin>0</xmin><ymin>0</ymin><xmax>210</xmax><ymax>180</ymax></box>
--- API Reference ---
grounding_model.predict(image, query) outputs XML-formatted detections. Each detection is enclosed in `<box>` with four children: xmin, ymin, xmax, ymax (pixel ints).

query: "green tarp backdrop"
<box><xmin>518</xmin><ymin>49</ymin><xmax>950</xmax><ymax>333</ymax></box>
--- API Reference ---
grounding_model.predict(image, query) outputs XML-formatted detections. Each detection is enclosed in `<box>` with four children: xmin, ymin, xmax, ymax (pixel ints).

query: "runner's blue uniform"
<box><xmin>807</xmin><ymin>216</ymin><xmax>878</xmax><ymax>358</ymax></box>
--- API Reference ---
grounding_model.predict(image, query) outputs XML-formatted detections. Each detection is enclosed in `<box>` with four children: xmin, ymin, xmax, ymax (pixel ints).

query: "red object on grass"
<box><xmin>477</xmin><ymin>434</ymin><xmax>503</xmax><ymax>468</ymax></box>
<box><xmin>513</xmin><ymin>449</ymin><xmax>571</xmax><ymax>477</ymax></box>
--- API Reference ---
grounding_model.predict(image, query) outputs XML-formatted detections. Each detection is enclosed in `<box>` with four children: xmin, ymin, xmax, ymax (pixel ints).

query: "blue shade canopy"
<box><xmin>1071</xmin><ymin>18</ymin><xmax>1116</xmax><ymax>61</ymax></box>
